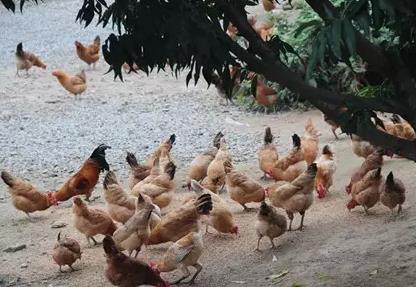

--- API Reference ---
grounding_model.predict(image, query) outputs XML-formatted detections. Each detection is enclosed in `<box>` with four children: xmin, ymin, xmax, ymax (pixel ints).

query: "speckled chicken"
<box><xmin>255</xmin><ymin>201</ymin><xmax>287</xmax><ymax>250</ymax></box>
<box><xmin>380</xmin><ymin>171</ymin><xmax>405</xmax><ymax>215</ymax></box>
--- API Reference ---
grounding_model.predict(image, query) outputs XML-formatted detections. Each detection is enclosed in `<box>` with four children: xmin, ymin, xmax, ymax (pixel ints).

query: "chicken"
<box><xmin>131</xmin><ymin>162</ymin><xmax>176</xmax><ymax>209</ymax></box>
<box><xmin>1</xmin><ymin>171</ymin><xmax>57</xmax><ymax>218</ymax></box>
<box><xmin>15</xmin><ymin>42</ymin><xmax>46</xmax><ymax>76</ymax></box>
<box><xmin>380</xmin><ymin>171</ymin><xmax>406</xmax><ymax>215</ymax></box>
<box><xmin>72</xmin><ymin>197</ymin><xmax>116</xmax><ymax>246</ymax></box>
<box><xmin>257</xmin><ymin>127</ymin><xmax>279</xmax><ymax>179</ymax></box>
<box><xmin>322</xmin><ymin>106</ymin><xmax>348</xmax><ymax>139</ymax></box>
<box><xmin>255</xmin><ymin>201</ymin><xmax>287</xmax><ymax>251</ymax></box>
<box><xmin>251</xmin><ymin>74</ymin><xmax>278</xmax><ymax>111</ymax></box>
<box><xmin>347</xmin><ymin>168</ymin><xmax>383</xmax><ymax>214</ymax></box>
<box><xmin>224</xmin><ymin>160</ymin><xmax>265</xmax><ymax>211</ymax></box>
<box><xmin>190</xmin><ymin>180</ymin><xmax>238</xmax><ymax>235</ymax></box>
<box><xmin>315</xmin><ymin>145</ymin><xmax>337</xmax><ymax>199</ymax></box>
<box><xmin>185</xmin><ymin>132</ymin><xmax>224</xmax><ymax>189</ymax></box>
<box><xmin>351</xmin><ymin>134</ymin><xmax>376</xmax><ymax>159</ymax></box>
<box><xmin>103</xmin><ymin>171</ymin><xmax>136</xmax><ymax>224</ymax></box>
<box><xmin>112</xmin><ymin>199</ymin><xmax>154</xmax><ymax>258</ymax></box>
<box><xmin>52</xmin><ymin>69</ymin><xmax>87</xmax><ymax>98</ymax></box>
<box><xmin>103</xmin><ymin>236</ymin><xmax>170</xmax><ymax>287</ymax></box>
<box><xmin>346</xmin><ymin>148</ymin><xmax>385</xmax><ymax>194</ymax></box>
<box><xmin>267</xmin><ymin>163</ymin><xmax>317</xmax><ymax>231</ymax></box>
<box><xmin>145</xmin><ymin>134</ymin><xmax>176</xmax><ymax>168</ymax></box>
<box><xmin>75</xmin><ymin>35</ymin><xmax>100</xmax><ymax>68</ymax></box>
<box><xmin>262</xmin><ymin>0</ymin><xmax>276</xmax><ymax>11</ymax></box>
<box><xmin>51</xmin><ymin>144</ymin><xmax>111</xmax><ymax>202</ymax></box>
<box><xmin>390</xmin><ymin>114</ymin><xmax>416</xmax><ymax>140</ymax></box>
<box><xmin>126</xmin><ymin>152</ymin><xmax>151</xmax><ymax>190</ymax></box>
<box><xmin>268</xmin><ymin>134</ymin><xmax>307</xmax><ymax>182</ymax></box>
<box><xmin>146</xmin><ymin>193</ymin><xmax>212</xmax><ymax>245</ymax></box>
<box><xmin>206</xmin><ymin>138</ymin><xmax>231</xmax><ymax>193</ymax></box>
<box><xmin>200</xmin><ymin>176</ymin><xmax>223</xmax><ymax>194</ymax></box>
<box><xmin>153</xmin><ymin>231</ymin><xmax>204</xmax><ymax>284</ymax></box>
<box><xmin>52</xmin><ymin>232</ymin><xmax>82</xmax><ymax>272</ymax></box>
<box><xmin>301</xmin><ymin>118</ymin><xmax>320</xmax><ymax>165</ymax></box>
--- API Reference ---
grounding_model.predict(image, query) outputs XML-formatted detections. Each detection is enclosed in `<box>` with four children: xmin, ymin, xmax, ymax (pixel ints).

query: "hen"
<box><xmin>15</xmin><ymin>42</ymin><xmax>46</xmax><ymax>76</ymax></box>
<box><xmin>251</xmin><ymin>74</ymin><xmax>278</xmax><ymax>111</ymax></box>
<box><xmin>257</xmin><ymin>127</ymin><xmax>279</xmax><ymax>179</ymax></box>
<box><xmin>75</xmin><ymin>36</ymin><xmax>100</xmax><ymax>68</ymax></box>
<box><xmin>145</xmin><ymin>134</ymin><xmax>176</xmax><ymax>168</ymax></box>
<box><xmin>315</xmin><ymin>145</ymin><xmax>337</xmax><ymax>199</ymax></box>
<box><xmin>351</xmin><ymin>134</ymin><xmax>376</xmax><ymax>159</ymax></box>
<box><xmin>72</xmin><ymin>197</ymin><xmax>116</xmax><ymax>246</ymax></box>
<box><xmin>206</xmin><ymin>138</ymin><xmax>231</xmax><ymax>193</ymax></box>
<box><xmin>126</xmin><ymin>152</ymin><xmax>151</xmax><ymax>190</ymax></box>
<box><xmin>380</xmin><ymin>171</ymin><xmax>405</xmax><ymax>215</ymax></box>
<box><xmin>103</xmin><ymin>236</ymin><xmax>170</xmax><ymax>287</ymax></box>
<box><xmin>52</xmin><ymin>232</ymin><xmax>82</xmax><ymax>272</ymax></box>
<box><xmin>52</xmin><ymin>69</ymin><xmax>87</xmax><ymax>98</ymax></box>
<box><xmin>267</xmin><ymin>163</ymin><xmax>317</xmax><ymax>231</ymax></box>
<box><xmin>301</xmin><ymin>118</ymin><xmax>320</xmax><ymax>165</ymax></box>
<box><xmin>255</xmin><ymin>201</ymin><xmax>287</xmax><ymax>250</ymax></box>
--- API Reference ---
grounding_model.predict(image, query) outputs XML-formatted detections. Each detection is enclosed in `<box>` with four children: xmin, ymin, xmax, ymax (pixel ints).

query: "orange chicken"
<box><xmin>72</xmin><ymin>197</ymin><xmax>116</xmax><ymax>246</ymax></box>
<box><xmin>267</xmin><ymin>163</ymin><xmax>317</xmax><ymax>231</ymax></box>
<box><xmin>146</xmin><ymin>194</ymin><xmax>212</xmax><ymax>245</ymax></box>
<box><xmin>52</xmin><ymin>232</ymin><xmax>82</xmax><ymax>272</ymax></box>
<box><xmin>153</xmin><ymin>232</ymin><xmax>204</xmax><ymax>284</ymax></box>
<box><xmin>103</xmin><ymin>171</ymin><xmax>136</xmax><ymax>224</ymax></box>
<box><xmin>262</xmin><ymin>0</ymin><xmax>276</xmax><ymax>11</ymax></box>
<box><xmin>75</xmin><ymin>36</ymin><xmax>100</xmax><ymax>68</ymax></box>
<box><xmin>267</xmin><ymin>134</ymin><xmax>307</xmax><ymax>182</ymax></box>
<box><xmin>257</xmin><ymin>127</ymin><xmax>279</xmax><ymax>179</ymax></box>
<box><xmin>131</xmin><ymin>162</ymin><xmax>176</xmax><ymax>209</ymax></box>
<box><xmin>51</xmin><ymin>144</ymin><xmax>111</xmax><ymax>202</ymax></box>
<box><xmin>185</xmin><ymin>132</ymin><xmax>224</xmax><ymax>189</ymax></box>
<box><xmin>126</xmin><ymin>152</ymin><xmax>151</xmax><ymax>190</ymax></box>
<box><xmin>391</xmin><ymin>114</ymin><xmax>416</xmax><ymax>140</ymax></box>
<box><xmin>315</xmin><ymin>145</ymin><xmax>337</xmax><ymax>199</ymax></box>
<box><xmin>1</xmin><ymin>171</ymin><xmax>57</xmax><ymax>218</ymax></box>
<box><xmin>351</xmin><ymin>134</ymin><xmax>376</xmax><ymax>159</ymax></box>
<box><xmin>52</xmin><ymin>69</ymin><xmax>87</xmax><ymax>98</ymax></box>
<box><xmin>145</xmin><ymin>134</ymin><xmax>176</xmax><ymax>168</ymax></box>
<box><xmin>103</xmin><ymin>236</ymin><xmax>170</xmax><ymax>287</ymax></box>
<box><xmin>301</xmin><ymin>118</ymin><xmax>320</xmax><ymax>165</ymax></box>
<box><xmin>251</xmin><ymin>74</ymin><xmax>278</xmax><ymax>111</ymax></box>
<box><xmin>347</xmin><ymin>168</ymin><xmax>383</xmax><ymax>214</ymax></box>
<box><xmin>255</xmin><ymin>201</ymin><xmax>287</xmax><ymax>250</ymax></box>
<box><xmin>346</xmin><ymin>148</ymin><xmax>384</xmax><ymax>194</ymax></box>
<box><xmin>380</xmin><ymin>171</ymin><xmax>406</xmax><ymax>215</ymax></box>
<box><xmin>190</xmin><ymin>180</ymin><xmax>238</xmax><ymax>235</ymax></box>
<box><xmin>15</xmin><ymin>43</ymin><xmax>46</xmax><ymax>76</ymax></box>
<box><xmin>224</xmin><ymin>160</ymin><xmax>265</xmax><ymax>211</ymax></box>
<box><xmin>206</xmin><ymin>138</ymin><xmax>231</xmax><ymax>193</ymax></box>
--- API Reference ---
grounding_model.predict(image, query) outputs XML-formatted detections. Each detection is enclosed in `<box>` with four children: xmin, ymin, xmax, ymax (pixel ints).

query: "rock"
<box><xmin>3</xmin><ymin>244</ymin><xmax>26</xmax><ymax>253</ymax></box>
<box><xmin>51</xmin><ymin>221</ymin><xmax>67</xmax><ymax>229</ymax></box>
<box><xmin>20</xmin><ymin>263</ymin><xmax>28</xmax><ymax>269</ymax></box>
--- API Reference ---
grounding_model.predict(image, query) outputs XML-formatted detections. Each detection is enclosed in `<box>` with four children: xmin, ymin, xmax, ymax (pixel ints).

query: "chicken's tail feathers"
<box><xmin>292</xmin><ymin>133</ymin><xmax>301</xmax><ymax>149</ymax></box>
<box><xmin>103</xmin><ymin>171</ymin><xmax>118</xmax><ymax>189</ymax></box>
<box><xmin>103</xmin><ymin>235</ymin><xmax>118</xmax><ymax>256</ymax></box>
<box><xmin>169</xmin><ymin>134</ymin><xmax>176</xmax><ymax>145</ymax></box>
<box><xmin>1</xmin><ymin>171</ymin><xmax>16</xmax><ymax>188</ymax></box>
<box><xmin>195</xmin><ymin>193</ymin><xmax>213</xmax><ymax>215</ymax></box>
<box><xmin>126</xmin><ymin>152</ymin><xmax>139</xmax><ymax>168</ymax></box>
<box><xmin>213</xmin><ymin>132</ymin><xmax>224</xmax><ymax>149</ymax></box>
<box><xmin>94</xmin><ymin>35</ymin><xmax>100</xmax><ymax>44</ymax></box>
<box><xmin>264</xmin><ymin>127</ymin><xmax>273</xmax><ymax>144</ymax></box>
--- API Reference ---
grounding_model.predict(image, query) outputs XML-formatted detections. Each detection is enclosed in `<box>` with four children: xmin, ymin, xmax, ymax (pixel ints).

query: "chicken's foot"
<box><xmin>173</xmin><ymin>266</ymin><xmax>191</xmax><ymax>284</ymax></box>
<box><xmin>185</xmin><ymin>263</ymin><xmax>203</xmax><ymax>284</ymax></box>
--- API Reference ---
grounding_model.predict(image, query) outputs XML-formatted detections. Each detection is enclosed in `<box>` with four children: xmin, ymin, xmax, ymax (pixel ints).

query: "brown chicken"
<box><xmin>103</xmin><ymin>171</ymin><xmax>136</xmax><ymax>224</ymax></box>
<box><xmin>15</xmin><ymin>42</ymin><xmax>46</xmax><ymax>76</ymax></box>
<box><xmin>146</xmin><ymin>194</ymin><xmax>212</xmax><ymax>245</ymax></box>
<box><xmin>52</xmin><ymin>69</ymin><xmax>87</xmax><ymax>98</ymax></box>
<box><xmin>72</xmin><ymin>197</ymin><xmax>116</xmax><ymax>246</ymax></box>
<box><xmin>152</xmin><ymin>231</ymin><xmax>204</xmax><ymax>284</ymax></box>
<box><xmin>322</xmin><ymin>106</ymin><xmax>348</xmax><ymax>139</ymax></box>
<box><xmin>190</xmin><ymin>180</ymin><xmax>238</xmax><ymax>235</ymax></box>
<box><xmin>185</xmin><ymin>132</ymin><xmax>224</xmax><ymax>189</ymax></box>
<box><xmin>347</xmin><ymin>168</ymin><xmax>383</xmax><ymax>214</ymax></box>
<box><xmin>267</xmin><ymin>134</ymin><xmax>307</xmax><ymax>182</ymax></box>
<box><xmin>267</xmin><ymin>163</ymin><xmax>317</xmax><ymax>231</ymax></box>
<box><xmin>315</xmin><ymin>145</ymin><xmax>337</xmax><ymax>199</ymax></box>
<box><xmin>200</xmin><ymin>176</ymin><xmax>223</xmax><ymax>194</ymax></box>
<box><xmin>224</xmin><ymin>160</ymin><xmax>265</xmax><ymax>211</ymax></box>
<box><xmin>126</xmin><ymin>152</ymin><xmax>152</xmax><ymax>190</ymax></box>
<box><xmin>112</xmin><ymin>199</ymin><xmax>154</xmax><ymax>257</ymax></box>
<box><xmin>206</xmin><ymin>138</ymin><xmax>231</xmax><ymax>193</ymax></box>
<box><xmin>346</xmin><ymin>148</ymin><xmax>385</xmax><ymax>194</ymax></box>
<box><xmin>75</xmin><ymin>36</ymin><xmax>100</xmax><ymax>68</ymax></box>
<box><xmin>145</xmin><ymin>134</ymin><xmax>176</xmax><ymax>168</ymax></box>
<box><xmin>103</xmin><ymin>236</ymin><xmax>170</xmax><ymax>287</ymax></box>
<box><xmin>380</xmin><ymin>171</ymin><xmax>406</xmax><ymax>215</ymax></box>
<box><xmin>255</xmin><ymin>201</ymin><xmax>287</xmax><ymax>250</ymax></box>
<box><xmin>301</xmin><ymin>118</ymin><xmax>320</xmax><ymax>165</ymax></box>
<box><xmin>251</xmin><ymin>74</ymin><xmax>278</xmax><ymax>111</ymax></box>
<box><xmin>351</xmin><ymin>134</ymin><xmax>376</xmax><ymax>159</ymax></box>
<box><xmin>51</xmin><ymin>144</ymin><xmax>111</xmax><ymax>202</ymax></box>
<box><xmin>262</xmin><ymin>0</ymin><xmax>276</xmax><ymax>11</ymax></box>
<box><xmin>131</xmin><ymin>162</ymin><xmax>176</xmax><ymax>209</ymax></box>
<box><xmin>391</xmin><ymin>114</ymin><xmax>416</xmax><ymax>140</ymax></box>
<box><xmin>52</xmin><ymin>232</ymin><xmax>82</xmax><ymax>272</ymax></box>
<box><xmin>257</xmin><ymin>127</ymin><xmax>279</xmax><ymax>179</ymax></box>
<box><xmin>1</xmin><ymin>171</ymin><xmax>57</xmax><ymax>218</ymax></box>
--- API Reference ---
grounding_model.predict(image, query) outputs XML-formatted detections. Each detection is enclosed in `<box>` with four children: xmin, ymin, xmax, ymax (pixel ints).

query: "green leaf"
<box><xmin>306</xmin><ymin>37</ymin><xmax>320</xmax><ymax>80</ymax></box>
<box><xmin>293</xmin><ymin>19</ymin><xmax>322</xmax><ymax>38</ymax></box>
<box><xmin>329</xmin><ymin>19</ymin><xmax>342</xmax><ymax>59</ymax></box>
<box><xmin>342</xmin><ymin>21</ymin><xmax>357</xmax><ymax>57</ymax></box>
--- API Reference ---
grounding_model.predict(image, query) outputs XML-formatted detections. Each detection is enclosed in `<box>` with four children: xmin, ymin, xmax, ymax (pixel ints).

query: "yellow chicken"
<box><xmin>315</xmin><ymin>145</ymin><xmax>337</xmax><ymax>199</ymax></box>
<box><xmin>206</xmin><ymin>138</ymin><xmax>231</xmax><ymax>193</ymax></box>
<box><xmin>52</xmin><ymin>69</ymin><xmax>87</xmax><ymax>98</ymax></box>
<box><xmin>301</xmin><ymin>118</ymin><xmax>320</xmax><ymax>165</ymax></box>
<box><xmin>257</xmin><ymin>127</ymin><xmax>279</xmax><ymax>179</ymax></box>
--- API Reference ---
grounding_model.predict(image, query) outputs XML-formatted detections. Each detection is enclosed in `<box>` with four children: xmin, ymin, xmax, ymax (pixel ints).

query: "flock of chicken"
<box><xmin>1</xmin><ymin>112</ymin><xmax>412</xmax><ymax>286</ymax></box>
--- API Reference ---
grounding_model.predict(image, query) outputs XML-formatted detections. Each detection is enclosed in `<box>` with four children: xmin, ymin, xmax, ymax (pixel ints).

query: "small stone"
<box><xmin>51</xmin><ymin>221</ymin><xmax>67</xmax><ymax>229</ymax></box>
<box><xmin>3</xmin><ymin>244</ymin><xmax>26</xmax><ymax>253</ymax></box>
<box><xmin>20</xmin><ymin>263</ymin><xmax>28</xmax><ymax>269</ymax></box>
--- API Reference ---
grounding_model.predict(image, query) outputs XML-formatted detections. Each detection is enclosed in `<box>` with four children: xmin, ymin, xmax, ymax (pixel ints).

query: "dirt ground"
<box><xmin>1</xmin><ymin>1</ymin><xmax>416</xmax><ymax>287</ymax></box>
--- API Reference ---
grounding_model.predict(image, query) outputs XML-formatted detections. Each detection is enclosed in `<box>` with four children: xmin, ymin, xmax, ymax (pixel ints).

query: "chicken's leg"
<box><xmin>364</xmin><ymin>207</ymin><xmax>369</xmax><ymax>215</ymax></box>
<box><xmin>240</xmin><ymin>203</ymin><xmax>254</xmax><ymax>212</ymax></box>
<box><xmin>185</xmin><ymin>263</ymin><xmax>203</xmax><ymax>284</ymax></box>
<box><xmin>69</xmin><ymin>265</ymin><xmax>75</xmax><ymax>272</ymax></box>
<box><xmin>173</xmin><ymin>266</ymin><xmax>191</xmax><ymax>284</ymax></box>
<box><xmin>59</xmin><ymin>265</ymin><xmax>63</xmax><ymax>273</ymax></box>
<box><xmin>398</xmin><ymin>205</ymin><xmax>402</xmax><ymax>215</ymax></box>
<box><xmin>255</xmin><ymin>236</ymin><xmax>263</xmax><ymax>251</ymax></box>
<box><xmin>269</xmin><ymin>237</ymin><xmax>276</xmax><ymax>249</ymax></box>
<box><xmin>297</xmin><ymin>211</ymin><xmax>306</xmax><ymax>231</ymax></box>
<box><xmin>286</xmin><ymin>211</ymin><xmax>294</xmax><ymax>231</ymax></box>
<box><xmin>331</xmin><ymin>128</ymin><xmax>339</xmax><ymax>140</ymax></box>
